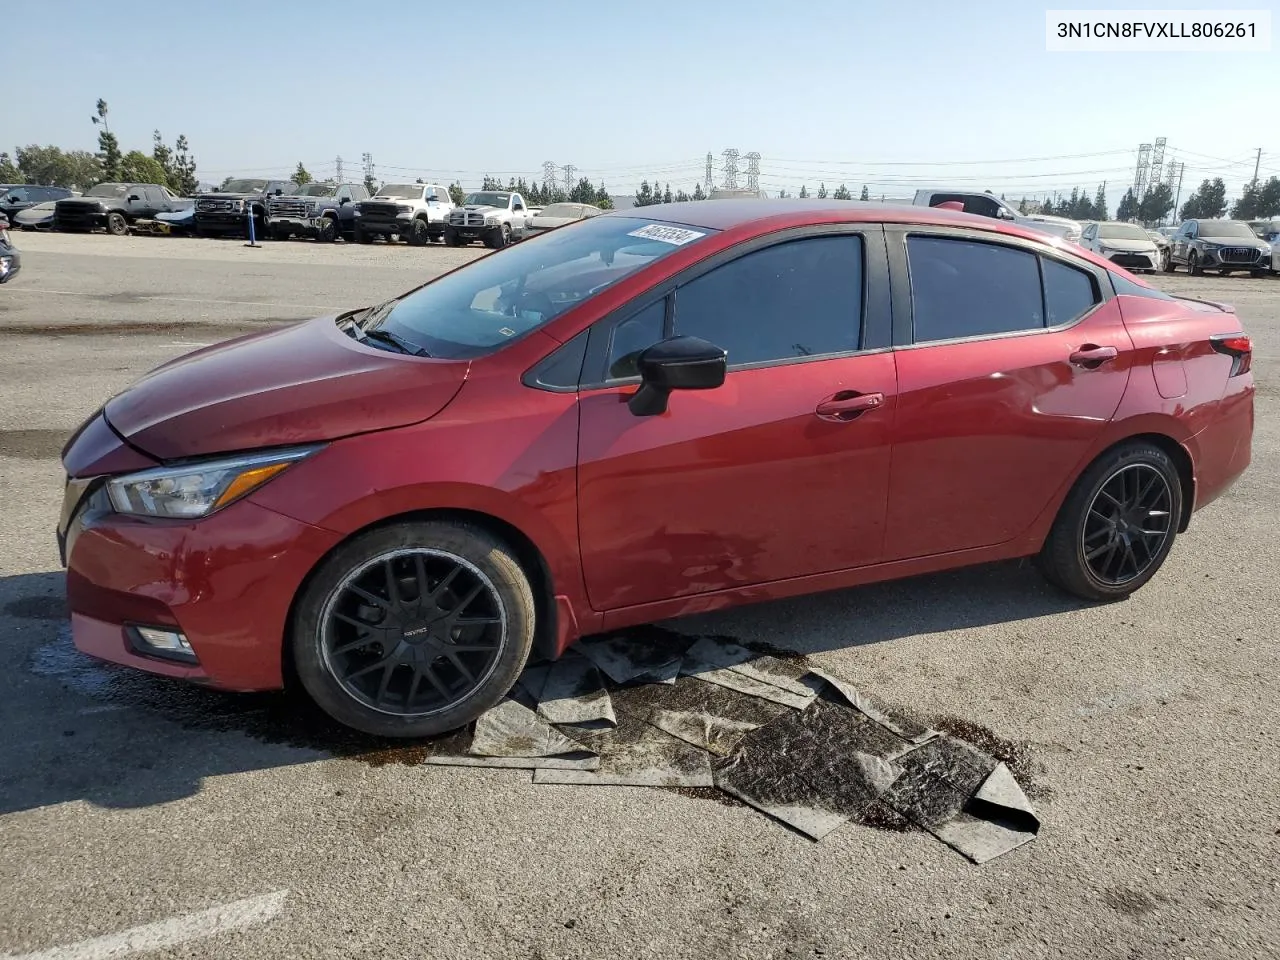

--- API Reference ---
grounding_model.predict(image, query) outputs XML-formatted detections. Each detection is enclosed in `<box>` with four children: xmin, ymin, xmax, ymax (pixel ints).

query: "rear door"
<box><xmin>576</xmin><ymin>227</ymin><xmax>898</xmax><ymax>611</ymax></box>
<box><xmin>881</xmin><ymin>226</ymin><xmax>1133</xmax><ymax>560</ymax></box>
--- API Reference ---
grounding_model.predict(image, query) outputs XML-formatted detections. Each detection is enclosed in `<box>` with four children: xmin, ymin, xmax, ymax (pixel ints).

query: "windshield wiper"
<box><xmin>358</xmin><ymin>326</ymin><xmax>430</xmax><ymax>357</ymax></box>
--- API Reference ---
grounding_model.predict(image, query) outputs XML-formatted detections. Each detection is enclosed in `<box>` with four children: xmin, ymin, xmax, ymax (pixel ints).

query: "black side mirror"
<box><xmin>128</xmin><ymin>194</ymin><xmax>141</xmax><ymax>201</ymax></box>
<box><xmin>628</xmin><ymin>336</ymin><xmax>727</xmax><ymax>417</ymax></box>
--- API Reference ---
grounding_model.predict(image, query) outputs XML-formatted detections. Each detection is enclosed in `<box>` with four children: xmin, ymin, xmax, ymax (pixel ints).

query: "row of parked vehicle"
<box><xmin>0</xmin><ymin>178</ymin><xmax>604</xmax><ymax>250</ymax></box>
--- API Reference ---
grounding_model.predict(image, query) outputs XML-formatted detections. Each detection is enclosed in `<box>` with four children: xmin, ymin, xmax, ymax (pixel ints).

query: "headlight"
<box><xmin>106</xmin><ymin>446</ymin><xmax>322</xmax><ymax>519</ymax></box>
<box><xmin>353</xmin><ymin>208</ymin><xmax>362</xmax><ymax>216</ymax></box>
<box><xmin>396</xmin><ymin>205</ymin><xmax>412</xmax><ymax>215</ymax></box>
<box><xmin>485</xmin><ymin>215</ymin><xmax>501</xmax><ymax>226</ymax></box>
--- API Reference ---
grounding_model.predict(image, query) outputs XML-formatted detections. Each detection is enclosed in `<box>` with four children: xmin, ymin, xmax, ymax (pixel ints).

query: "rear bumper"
<box><xmin>1189</xmin><ymin>376</ymin><xmax>1254</xmax><ymax>514</ymax></box>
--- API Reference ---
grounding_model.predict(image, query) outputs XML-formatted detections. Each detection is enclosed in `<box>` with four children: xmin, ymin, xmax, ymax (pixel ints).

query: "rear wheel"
<box><xmin>292</xmin><ymin>521</ymin><xmax>536</xmax><ymax>738</ymax></box>
<box><xmin>1037</xmin><ymin>441</ymin><xmax>1182</xmax><ymax>601</ymax></box>
<box><xmin>106</xmin><ymin>212</ymin><xmax>128</xmax><ymax>236</ymax></box>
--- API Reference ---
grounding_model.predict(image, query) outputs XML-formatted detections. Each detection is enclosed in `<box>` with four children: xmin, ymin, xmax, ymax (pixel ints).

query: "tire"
<box><xmin>316</xmin><ymin>217</ymin><xmax>337</xmax><ymax>243</ymax></box>
<box><xmin>106</xmin><ymin>212</ymin><xmax>128</xmax><ymax>237</ymax></box>
<box><xmin>292</xmin><ymin>521</ymin><xmax>536</xmax><ymax>738</ymax></box>
<box><xmin>353</xmin><ymin>223</ymin><xmax>372</xmax><ymax>244</ymax></box>
<box><xmin>272</xmin><ymin>226</ymin><xmax>292</xmax><ymax>241</ymax></box>
<box><xmin>407</xmin><ymin>218</ymin><xmax>430</xmax><ymax>246</ymax></box>
<box><xmin>1251</xmin><ymin>269</ymin><xmax>1265</xmax><ymax>278</ymax></box>
<box><xmin>1188</xmin><ymin>252</ymin><xmax>1203</xmax><ymax>276</ymax></box>
<box><xmin>444</xmin><ymin>227</ymin><xmax>462</xmax><ymax>247</ymax></box>
<box><xmin>1037</xmin><ymin>441</ymin><xmax>1183</xmax><ymax>602</ymax></box>
<box><xmin>1162</xmin><ymin>251</ymin><xmax>1176</xmax><ymax>273</ymax></box>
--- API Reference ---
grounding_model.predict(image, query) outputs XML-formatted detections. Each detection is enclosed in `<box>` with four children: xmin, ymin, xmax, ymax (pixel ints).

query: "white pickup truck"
<box><xmin>912</xmin><ymin>189</ymin><xmax>1082</xmax><ymax>244</ymax></box>
<box><xmin>444</xmin><ymin>190</ymin><xmax>530</xmax><ymax>248</ymax></box>
<box><xmin>353</xmin><ymin>182</ymin><xmax>455</xmax><ymax>245</ymax></box>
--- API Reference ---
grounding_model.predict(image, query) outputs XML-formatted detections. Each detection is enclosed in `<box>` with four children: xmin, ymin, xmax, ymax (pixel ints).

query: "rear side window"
<box><xmin>907</xmin><ymin>236</ymin><xmax>1043</xmax><ymax>342</ymax></box>
<box><xmin>673</xmin><ymin>235</ymin><xmax>863</xmax><ymax>366</ymax></box>
<box><xmin>1042</xmin><ymin>258</ymin><xmax>1099</xmax><ymax>325</ymax></box>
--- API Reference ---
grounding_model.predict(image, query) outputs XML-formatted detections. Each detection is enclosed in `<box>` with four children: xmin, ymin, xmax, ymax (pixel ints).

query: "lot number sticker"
<box><xmin>627</xmin><ymin>224</ymin><xmax>706</xmax><ymax>246</ymax></box>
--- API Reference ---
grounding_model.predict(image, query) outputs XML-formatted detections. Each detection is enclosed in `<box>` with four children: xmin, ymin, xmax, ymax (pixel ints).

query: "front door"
<box><xmin>882</xmin><ymin>228</ymin><xmax>1133</xmax><ymax>560</ymax></box>
<box><xmin>576</xmin><ymin>229</ymin><xmax>898</xmax><ymax>612</ymax></box>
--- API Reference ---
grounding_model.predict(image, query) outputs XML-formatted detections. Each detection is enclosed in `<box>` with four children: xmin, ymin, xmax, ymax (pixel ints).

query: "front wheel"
<box><xmin>106</xmin><ymin>212</ymin><xmax>128</xmax><ymax>236</ymax></box>
<box><xmin>1037</xmin><ymin>442</ymin><xmax>1183</xmax><ymax>601</ymax></box>
<box><xmin>316</xmin><ymin>217</ymin><xmax>337</xmax><ymax>243</ymax></box>
<box><xmin>291</xmin><ymin>521</ymin><xmax>536</xmax><ymax>738</ymax></box>
<box><xmin>443</xmin><ymin>227</ymin><xmax>462</xmax><ymax>247</ymax></box>
<box><xmin>1250</xmin><ymin>269</ymin><xmax>1266</xmax><ymax>278</ymax></box>
<box><xmin>406</xmin><ymin>218</ymin><xmax>430</xmax><ymax>246</ymax></box>
<box><xmin>1188</xmin><ymin>252</ymin><xmax>1203</xmax><ymax>276</ymax></box>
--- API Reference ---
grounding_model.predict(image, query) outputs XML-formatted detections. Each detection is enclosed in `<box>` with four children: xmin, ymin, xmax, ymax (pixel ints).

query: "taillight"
<box><xmin>1211</xmin><ymin>333</ymin><xmax>1252</xmax><ymax>376</ymax></box>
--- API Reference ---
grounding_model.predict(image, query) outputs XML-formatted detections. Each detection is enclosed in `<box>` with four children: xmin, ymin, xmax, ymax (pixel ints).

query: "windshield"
<box><xmin>1199</xmin><ymin>220</ymin><xmax>1257</xmax><ymax>240</ymax></box>
<box><xmin>221</xmin><ymin>179</ymin><xmax>268</xmax><ymax>193</ymax></box>
<box><xmin>464</xmin><ymin>192</ymin><xmax>510</xmax><ymax>208</ymax></box>
<box><xmin>374</xmin><ymin>184</ymin><xmax>424</xmax><ymax>199</ymax></box>
<box><xmin>85</xmin><ymin>183</ymin><xmax>129</xmax><ymax>198</ymax></box>
<box><xmin>297</xmin><ymin>183</ymin><xmax>336</xmax><ymax>197</ymax></box>
<box><xmin>367</xmin><ymin>216</ymin><xmax>717</xmax><ymax>360</ymax></box>
<box><xmin>1098</xmin><ymin>223</ymin><xmax>1151</xmax><ymax>241</ymax></box>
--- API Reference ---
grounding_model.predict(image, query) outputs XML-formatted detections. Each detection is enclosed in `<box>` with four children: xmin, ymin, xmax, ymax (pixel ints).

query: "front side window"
<box><xmin>671</xmin><ymin>235</ymin><xmax>863</xmax><ymax>366</ymax></box>
<box><xmin>907</xmin><ymin>236</ymin><xmax>1043</xmax><ymax>342</ymax></box>
<box><xmin>297</xmin><ymin>184</ymin><xmax>335</xmax><ymax>197</ymax></box>
<box><xmin>86</xmin><ymin>183</ymin><xmax>129</xmax><ymax>199</ymax></box>
<box><xmin>367</xmin><ymin>216</ymin><xmax>717</xmax><ymax>360</ymax></box>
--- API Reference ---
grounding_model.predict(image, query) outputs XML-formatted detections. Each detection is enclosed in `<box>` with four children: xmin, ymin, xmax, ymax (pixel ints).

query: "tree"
<box><xmin>692</xmin><ymin>182</ymin><xmax>706</xmax><ymax>201</ymax></box>
<box><xmin>1093</xmin><ymin>183</ymin><xmax>1108</xmax><ymax>221</ymax></box>
<box><xmin>90</xmin><ymin>98</ymin><xmax>121</xmax><ymax>181</ymax></box>
<box><xmin>832</xmin><ymin>183</ymin><xmax>852</xmax><ymax>200</ymax></box>
<box><xmin>569</xmin><ymin>177</ymin><xmax>598</xmax><ymax>204</ymax></box>
<box><xmin>1138</xmin><ymin>183</ymin><xmax>1174</xmax><ymax>225</ymax></box>
<box><xmin>777</xmin><ymin>188</ymin><xmax>789</xmax><ymax>198</ymax></box>
<box><xmin>662</xmin><ymin>184</ymin><xmax>673</xmax><ymax>204</ymax></box>
<box><xmin>150</xmin><ymin>131</ymin><xmax>198</xmax><ymax>194</ymax></box>
<box><xmin>1116</xmin><ymin>188</ymin><xmax>1138</xmax><ymax>221</ymax></box>
<box><xmin>481</xmin><ymin>175</ymin><xmax>502</xmax><ymax>190</ymax></box>
<box><xmin>859</xmin><ymin>185</ymin><xmax>870</xmax><ymax>201</ymax></box>
<box><xmin>14</xmin><ymin>145</ymin><xmax>100</xmax><ymax>188</ymax></box>
<box><xmin>816</xmin><ymin>182</ymin><xmax>828</xmax><ymax>199</ymax></box>
<box><xmin>674</xmin><ymin>189</ymin><xmax>691</xmax><ymax>202</ymax></box>
<box><xmin>1257</xmin><ymin>176</ymin><xmax>1280</xmax><ymax>217</ymax></box>
<box><xmin>1018</xmin><ymin>197</ymin><xmax>1029</xmax><ymax>215</ymax></box>
<box><xmin>118</xmin><ymin>150</ymin><xmax>170</xmax><ymax>185</ymax></box>
<box><xmin>634</xmin><ymin>180</ymin><xmax>656</xmax><ymax>207</ymax></box>
<box><xmin>1180</xmin><ymin>178</ymin><xmax>1226</xmax><ymax>220</ymax></box>
<box><xmin>0</xmin><ymin>152</ymin><xmax>21</xmax><ymax>183</ymax></box>
<box><xmin>293</xmin><ymin>162</ymin><xmax>313</xmax><ymax>185</ymax></box>
<box><xmin>449</xmin><ymin>181</ymin><xmax>465</xmax><ymax>205</ymax></box>
<box><xmin>1231</xmin><ymin>179</ymin><xmax>1262</xmax><ymax>219</ymax></box>
<box><xmin>798</xmin><ymin>184</ymin><xmax>808</xmax><ymax>198</ymax></box>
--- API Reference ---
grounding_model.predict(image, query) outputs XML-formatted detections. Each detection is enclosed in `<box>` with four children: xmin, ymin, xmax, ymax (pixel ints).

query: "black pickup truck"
<box><xmin>54</xmin><ymin>182</ymin><xmax>191</xmax><ymax>236</ymax></box>
<box><xmin>194</xmin><ymin>178</ymin><xmax>298</xmax><ymax>238</ymax></box>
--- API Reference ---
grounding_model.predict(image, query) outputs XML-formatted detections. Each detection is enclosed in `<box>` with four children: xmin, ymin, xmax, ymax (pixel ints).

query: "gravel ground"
<box><xmin>0</xmin><ymin>233</ymin><xmax>1276</xmax><ymax>960</ymax></box>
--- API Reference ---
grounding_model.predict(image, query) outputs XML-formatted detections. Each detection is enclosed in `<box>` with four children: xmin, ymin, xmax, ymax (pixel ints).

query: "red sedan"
<box><xmin>58</xmin><ymin>201</ymin><xmax>1254</xmax><ymax>737</ymax></box>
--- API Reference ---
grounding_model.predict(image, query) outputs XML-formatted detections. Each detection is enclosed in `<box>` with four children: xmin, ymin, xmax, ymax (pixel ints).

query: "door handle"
<box><xmin>815</xmin><ymin>391</ymin><xmax>885</xmax><ymax>422</ymax></box>
<box><xmin>1069</xmin><ymin>344</ymin><xmax>1118</xmax><ymax>368</ymax></box>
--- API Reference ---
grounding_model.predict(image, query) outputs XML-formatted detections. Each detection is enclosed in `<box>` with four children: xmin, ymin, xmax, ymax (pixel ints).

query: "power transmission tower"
<box><xmin>336</xmin><ymin>156</ymin><xmax>344</xmax><ymax>182</ymax></box>
<box><xmin>705</xmin><ymin>152</ymin><xmax>714</xmax><ymax>193</ymax></box>
<box><xmin>361</xmin><ymin>152</ymin><xmax>375</xmax><ymax>188</ymax></box>
<box><xmin>721</xmin><ymin>148</ymin><xmax>740</xmax><ymax>189</ymax></box>
<box><xmin>563</xmin><ymin>164</ymin><xmax>576</xmax><ymax>195</ymax></box>
<box><xmin>542</xmin><ymin>161</ymin><xmax>557</xmax><ymax>191</ymax></box>
<box><xmin>1132</xmin><ymin>143</ymin><xmax>1152</xmax><ymax>198</ymax></box>
<box><xmin>1148</xmin><ymin>137</ymin><xmax>1166</xmax><ymax>194</ymax></box>
<box><xmin>744</xmin><ymin>152</ymin><xmax>761</xmax><ymax>192</ymax></box>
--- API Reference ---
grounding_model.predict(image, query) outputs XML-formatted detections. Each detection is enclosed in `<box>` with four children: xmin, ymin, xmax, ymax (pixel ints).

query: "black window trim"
<box><xmin>573</xmin><ymin>223</ymin><xmax>891</xmax><ymax>391</ymax></box>
<box><xmin>884</xmin><ymin>224</ymin><xmax>1113</xmax><ymax>350</ymax></box>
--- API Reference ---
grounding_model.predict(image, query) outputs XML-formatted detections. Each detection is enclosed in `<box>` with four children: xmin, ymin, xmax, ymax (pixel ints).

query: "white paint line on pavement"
<box><xmin>0</xmin><ymin>889</ymin><xmax>289</xmax><ymax>960</ymax></box>
<box><xmin>6</xmin><ymin>288</ymin><xmax>330</xmax><ymax>311</ymax></box>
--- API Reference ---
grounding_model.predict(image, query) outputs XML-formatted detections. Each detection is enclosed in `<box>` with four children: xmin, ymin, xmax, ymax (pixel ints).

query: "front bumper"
<box><xmin>446</xmin><ymin>222</ymin><xmax>498</xmax><ymax>240</ymax></box>
<box><xmin>1099</xmin><ymin>249</ymin><xmax>1160</xmax><ymax>271</ymax></box>
<box><xmin>195</xmin><ymin>212</ymin><xmax>252</xmax><ymax>229</ymax></box>
<box><xmin>58</xmin><ymin>470</ymin><xmax>340</xmax><ymax>691</ymax></box>
<box><xmin>269</xmin><ymin>216</ymin><xmax>326</xmax><ymax>236</ymax></box>
<box><xmin>1198</xmin><ymin>247</ymin><xmax>1267</xmax><ymax>270</ymax></box>
<box><xmin>55</xmin><ymin>212</ymin><xmax>107</xmax><ymax>231</ymax></box>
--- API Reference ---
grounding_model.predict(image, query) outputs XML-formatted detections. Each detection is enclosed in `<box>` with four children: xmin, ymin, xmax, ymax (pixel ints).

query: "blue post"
<box><xmin>244</xmin><ymin>201</ymin><xmax>260</xmax><ymax>248</ymax></box>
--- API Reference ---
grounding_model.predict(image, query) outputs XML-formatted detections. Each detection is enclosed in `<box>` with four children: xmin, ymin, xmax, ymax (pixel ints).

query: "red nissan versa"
<box><xmin>57</xmin><ymin>201</ymin><xmax>1254</xmax><ymax>737</ymax></box>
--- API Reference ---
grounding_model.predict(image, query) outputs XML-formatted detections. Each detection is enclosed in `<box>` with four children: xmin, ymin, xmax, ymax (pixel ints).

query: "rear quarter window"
<box><xmin>1042</xmin><ymin>258</ymin><xmax>1099</xmax><ymax>325</ymax></box>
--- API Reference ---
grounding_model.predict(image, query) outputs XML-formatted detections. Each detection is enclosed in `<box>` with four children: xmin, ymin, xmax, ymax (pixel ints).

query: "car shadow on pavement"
<box><xmin>0</xmin><ymin>561</ymin><xmax>1085</xmax><ymax>816</ymax></box>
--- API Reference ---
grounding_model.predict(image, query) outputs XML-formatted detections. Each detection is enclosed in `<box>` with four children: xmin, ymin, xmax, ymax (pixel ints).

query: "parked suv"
<box><xmin>268</xmin><ymin>182</ymin><xmax>369</xmax><ymax>242</ymax></box>
<box><xmin>444</xmin><ymin>190</ymin><xmax>530</xmax><ymax>248</ymax></box>
<box><xmin>1</xmin><ymin>185</ymin><xmax>74</xmax><ymax>223</ymax></box>
<box><xmin>195</xmin><ymin>178</ymin><xmax>298</xmax><ymax>238</ymax></box>
<box><xmin>1165</xmin><ymin>219</ymin><xmax>1272</xmax><ymax>277</ymax></box>
<box><xmin>354</xmin><ymin>183</ymin><xmax>455</xmax><ymax>245</ymax></box>
<box><xmin>54</xmin><ymin>183</ymin><xmax>189</xmax><ymax>236</ymax></box>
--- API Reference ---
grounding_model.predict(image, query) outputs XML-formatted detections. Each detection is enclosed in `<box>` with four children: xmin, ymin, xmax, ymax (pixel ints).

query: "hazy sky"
<box><xmin>9</xmin><ymin>0</ymin><xmax>1278</xmax><ymax>203</ymax></box>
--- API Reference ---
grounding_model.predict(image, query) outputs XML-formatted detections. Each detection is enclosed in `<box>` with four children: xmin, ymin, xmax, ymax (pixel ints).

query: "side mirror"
<box><xmin>339</xmin><ymin>197</ymin><xmax>350</xmax><ymax>205</ymax></box>
<box><xmin>128</xmin><ymin>194</ymin><xmax>141</xmax><ymax>202</ymax></box>
<box><xmin>996</xmin><ymin>207</ymin><xmax>1016</xmax><ymax>220</ymax></box>
<box><xmin>628</xmin><ymin>336</ymin><xmax>727</xmax><ymax>417</ymax></box>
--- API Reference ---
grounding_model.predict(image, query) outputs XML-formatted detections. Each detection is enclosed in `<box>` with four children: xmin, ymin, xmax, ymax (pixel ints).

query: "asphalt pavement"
<box><xmin>0</xmin><ymin>232</ymin><xmax>1276</xmax><ymax>959</ymax></box>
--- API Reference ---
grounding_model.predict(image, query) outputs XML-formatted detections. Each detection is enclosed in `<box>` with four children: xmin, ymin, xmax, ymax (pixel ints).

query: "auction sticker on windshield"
<box><xmin>627</xmin><ymin>224</ymin><xmax>706</xmax><ymax>245</ymax></box>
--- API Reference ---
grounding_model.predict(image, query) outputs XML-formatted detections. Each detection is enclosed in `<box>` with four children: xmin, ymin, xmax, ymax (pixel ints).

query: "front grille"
<box><xmin>269</xmin><ymin>199</ymin><xmax>311</xmax><ymax>218</ymax></box>
<box><xmin>1219</xmin><ymin>246</ymin><xmax>1260</xmax><ymax>264</ymax></box>
<box><xmin>360</xmin><ymin>202</ymin><xmax>400</xmax><ymax>218</ymax></box>
<box><xmin>1112</xmin><ymin>253</ymin><xmax>1156</xmax><ymax>269</ymax></box>
<box><xmin>196</xmin><ymin>198</ymin><xmax>240</xmax><ymax>213</ymax></box>
<box><xmin>449</xmin><ymin>211</ymin><xmax>488</xmax><ymax>227</ymax></box>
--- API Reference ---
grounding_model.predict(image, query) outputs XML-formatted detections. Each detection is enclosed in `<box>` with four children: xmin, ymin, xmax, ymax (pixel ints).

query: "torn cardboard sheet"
<box><xmin>711</xmin><ymin>699</ymin><xmax>904</xmax><ymax>840</ymax></box>
<box><xmin>534</xmin><ymin>652</ymin><xmax>617</xmax><ymax>727</ymax></box>
<box><xmin>576</xmin><ymin>634</ymin><xmax>685</xmax><ymax>685</ymax></box>
<box><xmin>932</xmin><ymin>763</ymin><xmax>1040</xmax><ymax>864</ymax></box>
<box><xmin>468</xmin><ymin>698</ymin><xmax>592</xmax><ymax>759</ymax></box>
<box><xmin>805</xmin><ymin>668</ymin><xmax>938</xmax><ymax>745</ymax></box>
<box><xmin>534</xmin><ymin>709</ymin><xmax>713</xmax><ymax>788</ymax></box>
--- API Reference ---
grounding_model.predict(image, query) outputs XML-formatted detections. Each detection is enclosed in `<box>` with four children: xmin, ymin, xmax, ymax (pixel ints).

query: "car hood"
<box><xmin>103</xmin><ymin>314</ymin><xmax>470</xmax><ymax>460</ymax></box>
<box><xmin>196</xmin><ymin>192</ymin><xmax>261</xmax><ymax>201</ymax></box>
<box><xmin>57</xmin><ymin>197</ymin><xmax>109</xmax><ymax>207</ymax></box>
<box><xmin>457</xmin><ymin>204</ymin><xmax>501</xmax><ymax>214</ymax></box>
<box><xmin>14</xmin><ymin>202</ymin><xmax>56</xmax><ymax>222</ymax></box>
<box><xmin>1097</xmin><ymin>238</ymin><xmax>1157</xmax><ymax>252</ymax></box>
<box><xmin>1201</xmin><ymin>234</ymin><xmax>1268</xmax><ymax>248</ymax></box>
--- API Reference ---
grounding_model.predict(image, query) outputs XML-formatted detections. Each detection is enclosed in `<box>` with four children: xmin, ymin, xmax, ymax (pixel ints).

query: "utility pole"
<box><xmin>1253</xmin><ymin>147</ymin><xmax>1262</xmax><ymax>183</ymax></box>
<box><xmin>361</xmin><ymin>152</ymin><xmax>375</xmax><ymax>189</ymax></box>
<box><xmin>335</xmin><ymin>155</ymin><xmax>344</xmax><ymax>183</ymax></box>
<box><xmin>1172</xmin><ymin>163</ymin><xmax>1185</xmax><ymax>219</ymax></box>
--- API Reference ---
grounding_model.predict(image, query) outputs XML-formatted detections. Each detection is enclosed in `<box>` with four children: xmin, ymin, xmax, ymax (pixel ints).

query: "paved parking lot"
<box><xmin>1</xmin><ymin>233</ymin><xmax>1276</xmax><ymax>959</ymax></box>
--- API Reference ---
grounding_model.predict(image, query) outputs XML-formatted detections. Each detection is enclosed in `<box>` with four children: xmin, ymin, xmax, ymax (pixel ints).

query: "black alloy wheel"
<box><xmin>106</xmin><ymin>212</ymin><xmax>128</xmax><ymax>236</ymax></box>
<box><xmin>1079</xmin><ymin>463</ymin><xmax>1173</xmax><ymax>587</ymax></box>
